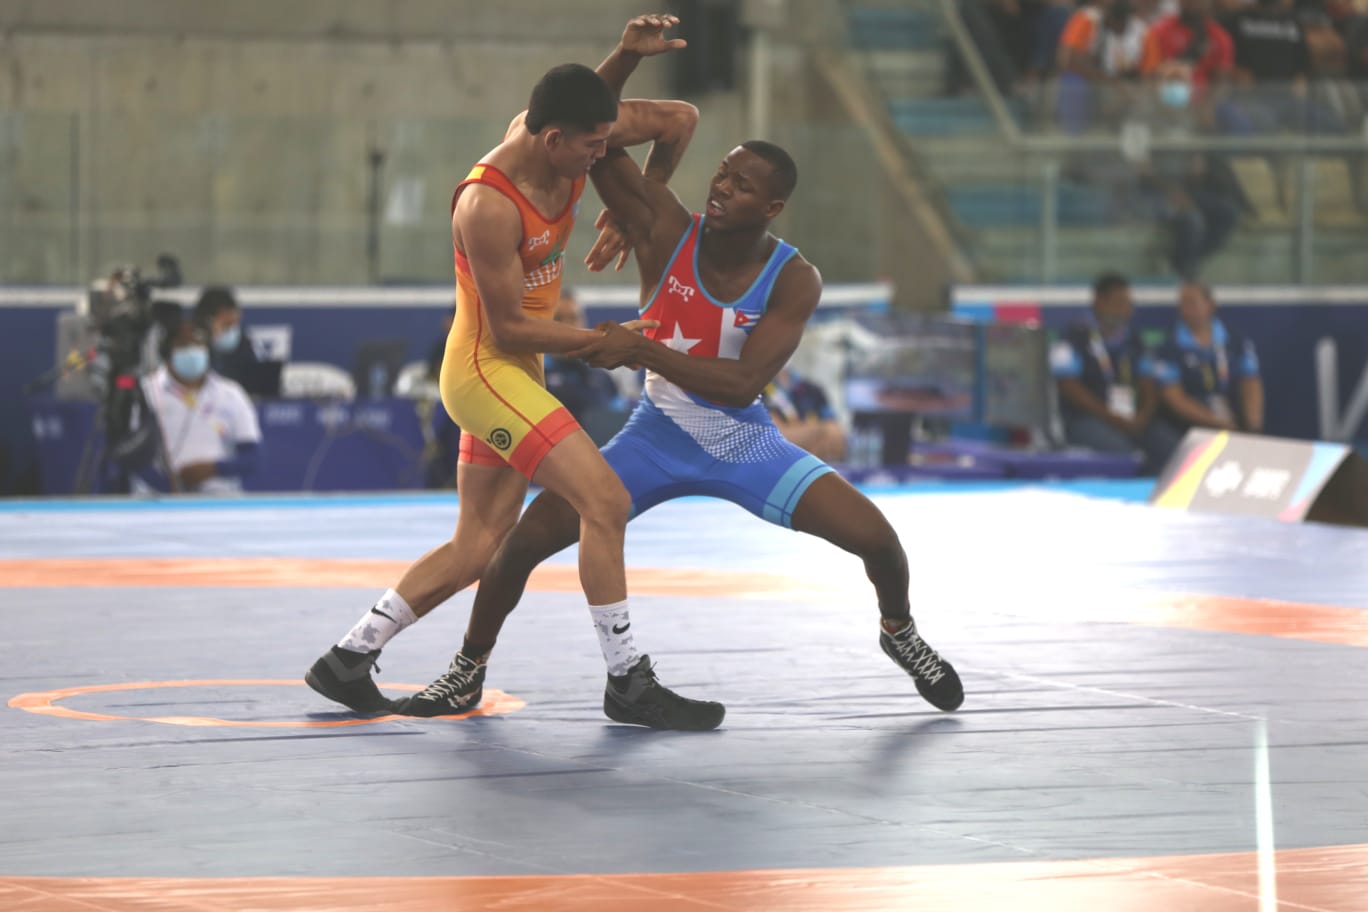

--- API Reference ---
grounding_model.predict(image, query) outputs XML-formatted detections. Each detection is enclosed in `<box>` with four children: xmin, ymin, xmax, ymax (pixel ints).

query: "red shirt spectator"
<box><xmin>1141</xmin><ymin>12</ymin><xmax>1235</xmax><ymax>87</ymax></box>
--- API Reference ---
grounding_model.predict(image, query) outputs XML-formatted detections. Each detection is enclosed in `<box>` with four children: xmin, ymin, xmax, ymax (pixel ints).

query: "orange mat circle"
<box><xmin>6</xmin><ymin>679</ymin><xmax>524</xmax><ymax>727</ymax></box>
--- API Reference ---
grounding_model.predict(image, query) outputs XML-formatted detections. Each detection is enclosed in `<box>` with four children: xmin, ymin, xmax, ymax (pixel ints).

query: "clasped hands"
<box><xmin>566</xmin><ymin>318</ymin><xmax>657</xmax><ymax>370</ymax></box>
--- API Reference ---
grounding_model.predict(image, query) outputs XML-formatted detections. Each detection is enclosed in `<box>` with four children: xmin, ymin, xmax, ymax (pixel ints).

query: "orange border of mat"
<box><xmin>2</xmin><ymin>558</ymin><xmax>1364</xmax><ymax>648</ymax></box>
<box><xmin>1</xmin><ymin>843</ymin><xmax>1364</xmax><ymax>911</ymax></box>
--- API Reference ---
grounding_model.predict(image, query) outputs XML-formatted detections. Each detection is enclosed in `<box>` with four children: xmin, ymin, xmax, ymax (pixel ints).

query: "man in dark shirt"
<box><xmin>194</xmin><ymin>285</ymin><xmax>275</xmax><ymax>398</ymax></box>
<box><xmin>1050</xmin><ymin>271</ymin><xmax>1181</xmax><ymax>472</ymax></box>
<box><xmin>1220</xmin><ymin>0</ymin><xmax>1341</xmax><ymax>133</ymax></box>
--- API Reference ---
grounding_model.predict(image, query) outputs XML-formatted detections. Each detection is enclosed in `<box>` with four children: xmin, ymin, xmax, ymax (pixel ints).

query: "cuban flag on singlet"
<box><xmin>641</xmin><ymin>215</ymin><xmax>797</xmax><ymax>414</ymax></box>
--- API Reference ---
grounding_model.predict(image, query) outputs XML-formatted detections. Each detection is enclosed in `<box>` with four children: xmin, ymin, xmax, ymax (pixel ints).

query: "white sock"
<box><xmin>337</xmin><ymin>589</ymin><xmax>418</xmax><ymax>653</ymax></box>
<box><xmin>589</xmin><ymin>600</ymin><xmax>640</xmax><ymax>677</ymax></box>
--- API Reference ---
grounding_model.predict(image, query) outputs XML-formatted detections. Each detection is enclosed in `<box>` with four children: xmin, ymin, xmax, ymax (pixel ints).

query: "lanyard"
<box><xmin>1089</xmin><ymin>332</ymin><xmax>1132</xmax><ymax>387</ymax></box>
<box><xmin>1197</xmin><ymin>341</ymin><xmax>1229</xmax><ymax>394</ymax></box>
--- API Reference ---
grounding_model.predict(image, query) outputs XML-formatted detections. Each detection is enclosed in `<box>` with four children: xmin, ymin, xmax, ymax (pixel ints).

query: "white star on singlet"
<box><xmin>664</xmin><ymin>323</ymin><xmax>702</xmax><ymax>354</ymax></box>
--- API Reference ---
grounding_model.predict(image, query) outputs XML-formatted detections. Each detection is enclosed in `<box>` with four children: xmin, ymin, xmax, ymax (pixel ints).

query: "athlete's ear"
<box><xmin>543</xmin><ymin>126</ymin><xmax>565</xmax><ymax>151</ymax></box>
<box><xmin>763</xmin><ymin>198</ymin><xmax>786</xmax><ymax>220</ymax></box>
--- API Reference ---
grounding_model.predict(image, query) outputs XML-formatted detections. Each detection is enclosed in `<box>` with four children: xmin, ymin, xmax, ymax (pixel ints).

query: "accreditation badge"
<box><xmin>1107</xmin><ymin>385</ymin><xmax>1137</xmax><ymax>419</ymax></box>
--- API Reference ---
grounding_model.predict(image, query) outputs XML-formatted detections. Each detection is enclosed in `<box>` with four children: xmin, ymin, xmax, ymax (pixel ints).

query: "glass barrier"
<box><xmin>963</xmin><ymin>79</ymin><xmax>1368</xmax><ymax>284</ymax></box>
<box><xmin>0</xmin><ymin>109</ymin><xmax>894</xmax><ymax>288</ymax></box>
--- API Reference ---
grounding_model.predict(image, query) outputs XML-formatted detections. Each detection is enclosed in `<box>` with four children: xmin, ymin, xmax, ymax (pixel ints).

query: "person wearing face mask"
<box><xmin>194</xmin><ymin>285</ymin><xmax>272</xmax><ymax>398</ymax></box>
<box><xmin>1050</xmin><ymin>271</ymin><xmax>1182</xmax><ymax>473</ymax></box>
<box><xmin>1141</xmin><ymin>0</ymin><xmax>1237</xmax><ymax>127</ymax></box>
<box><xmin>136</xmin><ymin>314</ymin><xmax>263</xmax><ymax>494</ymax></box>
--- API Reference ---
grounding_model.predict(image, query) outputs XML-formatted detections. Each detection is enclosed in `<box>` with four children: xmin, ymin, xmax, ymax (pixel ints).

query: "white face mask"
<box><xmin>1160</xmin><ymin>79</ymin><xmax>1192</xmax><ymax>109</ymax></box>
<box><xmin>171</xmin><ymin>345</ymin><xmax>210</xmax><ymax>381</ymax></box>
<box><xmin>212</xmin><ymin>324</ymin><xmax>241</xmax><ymax>354</ymax></box>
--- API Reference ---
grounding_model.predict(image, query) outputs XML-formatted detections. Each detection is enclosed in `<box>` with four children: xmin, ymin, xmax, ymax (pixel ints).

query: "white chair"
<box><xmin>280</xmin><ymin>362</ymin><xmax>356</xmax><ymax>400</ymax></box>
<box><xmin>393</xmin><ymin>360</ymin><xmax>439</xmax><ymax>400</ymax></box>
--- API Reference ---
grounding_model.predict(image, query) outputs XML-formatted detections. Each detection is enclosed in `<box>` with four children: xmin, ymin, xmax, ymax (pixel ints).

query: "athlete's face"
<box><xmin>705</xmin><ymin>147</ymin><xmax>785</xmax><ymax>230</ymax></box>
<box><xmin>546</xmin><ymin>122</ymin><xmax>614</xmax><ymax>179</ymax></box>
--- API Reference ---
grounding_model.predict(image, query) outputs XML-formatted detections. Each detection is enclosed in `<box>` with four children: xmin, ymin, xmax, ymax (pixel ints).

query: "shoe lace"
<box><xmin>416</xmin><ymin>656</ymin><xmax>482</xmax><ymax>702</ymax></box>
<box><xmin>891</xmin><ymin>629</ymin><xmax>947</xmax><ymax>686</ymax></box>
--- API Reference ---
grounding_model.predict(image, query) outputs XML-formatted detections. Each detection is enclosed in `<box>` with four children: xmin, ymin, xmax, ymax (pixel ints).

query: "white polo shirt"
<box><xmin>139</xmin><ymin>366</ymin><xmax>262</xmax><ymax>494</ymax></box>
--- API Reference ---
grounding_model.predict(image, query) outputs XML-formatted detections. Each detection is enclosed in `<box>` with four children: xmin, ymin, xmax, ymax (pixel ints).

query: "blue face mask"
<box><xmin>1160</xmin><ymin>79</ymin><xmax>1191</xmax><ymax>109</ymax></box>
<box><xmin>171</xmin><ymin>345</ymin><xmax>210</xmax><ymax>381</ymax></box>
<box><xmin>212</xmin><ymin>324</ymin><xmax>241</xmax><ymax>354</ymax></box>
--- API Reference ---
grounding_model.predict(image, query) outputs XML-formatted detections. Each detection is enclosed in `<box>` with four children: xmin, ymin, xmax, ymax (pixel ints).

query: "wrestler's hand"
<box><xmin>566</xmin><ymin>321</ymin><xmax>657</xmax><ymax>369</ymax></box>
<box><xmin>585</xmin><ymin>209</ymin><xmax>632</xmax><ymax>273</ymax></box>
<box><xmin>618</xmin><ymin>13</ymin><xmax>687</xmax><ymax>58</ymax></box>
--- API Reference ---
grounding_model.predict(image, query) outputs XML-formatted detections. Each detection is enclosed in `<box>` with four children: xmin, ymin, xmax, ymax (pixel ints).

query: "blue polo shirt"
<box><xmin>1152</xmin><ymin>318</ymin><xmax>1260</xmax><ymax>428</ymax></box>
<box><xmin>1050</xmin><ymin>321</ymin><xmax>1156</xmax><ymax>418</ymax></box>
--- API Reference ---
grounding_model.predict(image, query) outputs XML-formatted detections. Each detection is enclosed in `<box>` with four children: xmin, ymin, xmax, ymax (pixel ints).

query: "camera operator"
<box><xmin>133</xmin><ymin>312</ymin><xmax>263</xmax><ymax>494</ymax></box>
<box><xmin>193</xmin><ymin>284</ymin><xmax>272</xmax><ymax>397</ymax></box>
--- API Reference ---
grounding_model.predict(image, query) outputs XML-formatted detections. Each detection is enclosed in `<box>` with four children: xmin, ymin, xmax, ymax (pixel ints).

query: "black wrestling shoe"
<box><xmin>604</xmin><ymin>655</ymin><xmax>726</xmax><ymax>731</ymax></box>
<box><xmin>880</xmin><ymin>620</ymin><xmax>964</xmax><ymax>711</ymax></box>
<box><xmin>305</xmin><ymin>646</ymin><xmax>393</xmax><ymax>714</ymax></box>
<box><xmin>392</xmin><ymin>651</ymin><xmax>487</xmax><ymax>717</ymax></box>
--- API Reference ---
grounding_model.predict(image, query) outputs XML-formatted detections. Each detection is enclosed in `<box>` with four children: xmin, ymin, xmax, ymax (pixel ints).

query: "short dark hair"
<box><xmin>525</xmin><ymin>64</ymin><xmax>617</xmax><ymax>135</ymax></box>
<box><xmin>739</xmin><ymin>140</ymin><xmax>798</xmax><ymax>201</ymax></box>
<box><xmin>194</xmin><ymin>285</ymin><xmax>239</xmax><ymax>323</ymax></box>
<box><xmin>157</xmin><ymin>310</ymin><xmax>207</xmax><ymax>362</ymax></box>
<box><xmin>1092</xmin><ymin>271</ymin><xmax>1130</xmax><ymax>299</ymax></box>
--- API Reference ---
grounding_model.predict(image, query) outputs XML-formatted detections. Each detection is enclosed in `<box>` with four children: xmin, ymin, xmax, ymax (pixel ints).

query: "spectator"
<box><xmin>193</xmin><ymin>285</ymin><xmax>272</xmax><ymax>398</ymax></box>
<box><xmin>763</xmin><ymin>366</ymin><xmax>848</xmax><ymax>465</ymax></box>
<box><xmin>951</xmin><ymin>0</ymin><xmax>1045</xmax><ymax>96</ymax></box>
<box><xmin>1141</xmin><ymin>0</ymin><xmax>1238</xmax><ymax>130</ymax></box>
<box><xmin>1300</xmin><ymin>5</ymin><xmax>1349</xmax><ymax>78</ymax></box>
<box><xmin>543</xmin><ymin>287</ymin><xmax>626</xmax><ymax>442</ymax></box>
<box><xmin>1347</xmin><ymin>7</ymin><xmax>1368</xmax><ymax>83</ymax></box>
<box><xmin>1136</xmin><ymin>150</ymin><xmax>1251</xmax><ymax>278</ymax></box>
<box><xmin>1033</xmin><ymin>0</ymin><xmax>1084</xmax><ymax>83</ymax></box>
<box><xmin>1050</xmin><ymin>271</ymin><xmax>1181</xmax><ymax>472</ymax></box>
<box><xmin>1137</xmin><ymin>0</ymin><xmax>1181</xmax><ymax>22</ymax></box>
<box><xmin>136</xmin><ymin>313</ymin><xmax>263</xmax><ymax>494</ymax></box>
<box><xmin>1221</xmin><ymin>0</ymin><xmax>1343</xmax><ymax>133</ymax></box>
<box><xmin>1153</xmin><ymin>281</ymin><xmax>1265</xmax><ymax>434</ymax></box>
<box><xmin>1056</xmin><ymin>0</ymin><xmax>1149</xmax><ymax>133</ymax></box>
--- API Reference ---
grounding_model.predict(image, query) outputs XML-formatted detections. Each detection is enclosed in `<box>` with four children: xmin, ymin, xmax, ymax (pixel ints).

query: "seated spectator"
<box><xmin>763</xmin><ymin>366</ymin><xmax>848</xmax><ymax>465</ymax></box>
<box><xmin>193</xmin><ymin>285</ymin><xmax>273</xmax><ymax>398</ymax></box>
<box><xmin>1056</xmin><ymin>0</ymin><xmax>1149</xmax><ymax>133</ymax></box>
<box><xmin>1135</xmin><ymin>150</ymin><xmax>1250</xmax><ymax>278</ymax></box>
<box><xmin>134</xmin><ymin>314</ymin><xmax>263</xmax><ymax>494</ymax></box>
<box><xmin>1300</xmin><ymin>5</ymin><xmax>1348</xmax><ymax>77</ymax></box>
<box><xmin>1033</xmin><ymin>0</ymin><xmax>1083</xmax><ymax>84</ymax></box>
<box><xmin>1050</xmin><ymin>271</ymin><xmax>1182</xmax><ymax>472</ymax></box>
<box><xmin>545</xmin><ymin>287</ymin><xmax>625</xmax><ymax>441</ymax></box>
<box><xmin>951</xmin><ymin>0</ymin><xmax>1044</xmax><ymax>96</ymax></box>
<box><xmin>1141</xmin><ymin>0</ymin><xmax>1238</xmax><ymax>130</ymax></box>
<box><xmin>1137</xmin><ymin>0</ymin><xmax>1181</xmax><ymax>22</ymax></box>
<box><xmin>1220</xmin><ymin>0</ymin><xmax>1342</xmax><ymax>134</ymax></box>
<box><xmin>1153</xmin><ymin>281</ymin><xmax>1265</xmax><ymax>434</ymax></box>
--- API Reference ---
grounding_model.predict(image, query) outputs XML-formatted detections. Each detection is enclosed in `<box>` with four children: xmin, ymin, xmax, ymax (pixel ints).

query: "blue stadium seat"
<box><xmin>847</xmin><ymin>7</ymin><xmax>943</xmax><ymax>51</ymax></box>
